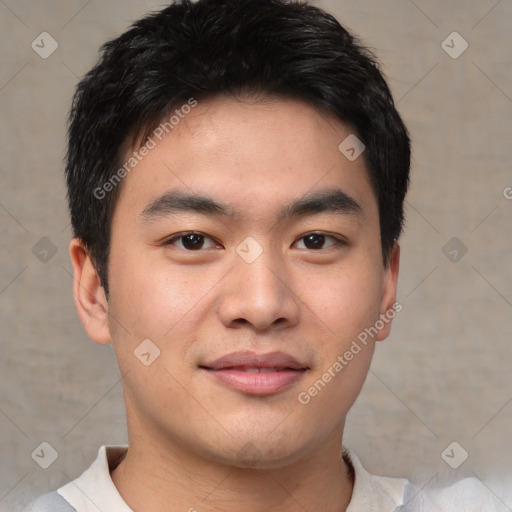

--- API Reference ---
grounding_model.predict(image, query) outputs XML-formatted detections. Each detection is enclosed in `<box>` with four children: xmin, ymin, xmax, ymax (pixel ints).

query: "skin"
<box><xmin>70</xmin><ymin>95</ymin><xmax>400</xmax><ymax>512</ymax></box>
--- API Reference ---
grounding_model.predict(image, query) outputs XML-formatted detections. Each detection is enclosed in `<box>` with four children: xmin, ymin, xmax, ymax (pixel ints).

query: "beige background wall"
<box><xmin>1</xmin><ymin>0</ymin><xmax>511</xmax><ymax>509</ymax></box>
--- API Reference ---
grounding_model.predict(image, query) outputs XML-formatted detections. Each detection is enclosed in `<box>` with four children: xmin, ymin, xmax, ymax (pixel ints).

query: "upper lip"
<box><xmin>200</xmin><ymin>351</ymin><xmax>308</xmax><ymax>371</ymax></box>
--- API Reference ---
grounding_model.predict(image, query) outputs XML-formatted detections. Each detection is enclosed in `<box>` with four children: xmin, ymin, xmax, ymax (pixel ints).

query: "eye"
<box><xmin>164</xmin><ymin>232</ymin><xmax>220</xmax><ymax>251</ymax></box>
<box><xmin>294</xmin><ymin>232</ymin><xmax>341</xmax><ymax>250</ymax></box>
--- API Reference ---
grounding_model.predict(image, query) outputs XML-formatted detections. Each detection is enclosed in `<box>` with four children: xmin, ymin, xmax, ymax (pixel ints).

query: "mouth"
<box><xmin>199</xmin><ymin>351</ymin><xmax>309</xmax><ymax>396</ymax></box>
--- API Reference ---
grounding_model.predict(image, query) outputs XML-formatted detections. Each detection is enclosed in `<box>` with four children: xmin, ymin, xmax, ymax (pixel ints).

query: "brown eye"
<box><xmin>165</xmin><ymin>232</ymin><xmax>219</xmax><ymax>250</ymax></box>
<box><xmin>304</xmin><ymin>234</ymin><xmax>325</xmax><ymax>249</ymax></box>
<box><xmin>295</xmin><ymin>233</ymin><xmax>340</xmax><ymax>250</ymax></box>
<box><xmin>181</xmin><ymin>233</ymin><xmax>205</xmax><ymax>250</ymax></box>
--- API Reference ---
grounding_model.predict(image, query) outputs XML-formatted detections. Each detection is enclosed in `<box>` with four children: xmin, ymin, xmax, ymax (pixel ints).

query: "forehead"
<box><xmin>113</xmin><ymin>95</ymin><xmax>377</xmax><ymax>223</ymax></box>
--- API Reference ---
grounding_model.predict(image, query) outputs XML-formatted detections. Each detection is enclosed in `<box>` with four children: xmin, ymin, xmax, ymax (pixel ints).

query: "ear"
<box><xmin>375</xmin><ymin>242</ymin><xmax>401</xmax><ymax>342</ymax></box>
<box><xmin>69</xmin><ymin>238</ymin><xmax>111</xmax><ymax>345</ymax></box>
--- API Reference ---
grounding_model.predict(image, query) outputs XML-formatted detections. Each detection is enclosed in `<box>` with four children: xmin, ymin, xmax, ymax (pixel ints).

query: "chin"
<box><xmin>200</xmin><ymin>433</ymin><xmax>315</xmax><ymax>471</ymax></box>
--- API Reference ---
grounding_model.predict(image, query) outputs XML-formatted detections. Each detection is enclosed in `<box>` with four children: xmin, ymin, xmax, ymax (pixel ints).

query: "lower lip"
<box><xmin>203</xmin><ymin>369</ymin><xmax>306</xmax><ymax>395</ymax></box>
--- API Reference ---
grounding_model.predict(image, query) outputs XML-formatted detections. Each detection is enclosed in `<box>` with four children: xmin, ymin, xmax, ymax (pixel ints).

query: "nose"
<box><xmin>217</xmin><ymin>248</ymin><xmax>301</xmax><ymax>332</ymax></box>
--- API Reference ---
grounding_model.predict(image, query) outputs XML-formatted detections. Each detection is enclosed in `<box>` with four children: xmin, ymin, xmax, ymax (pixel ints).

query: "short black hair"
<box><xmin>66</xmin><ymin>0</ymin><xmax>410</xmax><ymax>295</ymax></box>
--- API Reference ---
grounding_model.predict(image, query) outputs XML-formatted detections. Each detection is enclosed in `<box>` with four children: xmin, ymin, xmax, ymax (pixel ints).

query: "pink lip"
<box><xmin>200</xmin><ymin>351</ymin><xmax>308</xmax><ymax>396</ymax></box>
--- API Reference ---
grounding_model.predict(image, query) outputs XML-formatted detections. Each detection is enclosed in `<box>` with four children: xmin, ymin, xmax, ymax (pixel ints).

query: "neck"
<box><xmin>111</xmin><ymin>428</ymin><xmax>353</xmax><ymax>512</ymax></box>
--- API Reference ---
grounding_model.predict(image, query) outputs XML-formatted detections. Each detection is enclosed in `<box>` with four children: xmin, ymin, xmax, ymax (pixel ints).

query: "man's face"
<box><xmin>103</xmin><ymin>96</ymin><xmax>399</xmax><ymax>468</ymax></box>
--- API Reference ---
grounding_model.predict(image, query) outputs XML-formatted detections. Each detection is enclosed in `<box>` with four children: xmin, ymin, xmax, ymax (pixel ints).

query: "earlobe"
<box><xmin>69</xmin><ymin>238</ymin><xmax>111</xmax><ymax>345</ymax></box>
<box><xmin>375</xmin><ymin>243</ymin><xmax>401</xmax><ymax>342</ymax></box>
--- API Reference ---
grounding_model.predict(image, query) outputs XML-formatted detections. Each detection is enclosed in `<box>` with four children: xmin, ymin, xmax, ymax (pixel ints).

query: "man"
<box><xmin>29</xmin><ymin>0</ymin><xmax>422</xmax><ymax>510</ymax></box>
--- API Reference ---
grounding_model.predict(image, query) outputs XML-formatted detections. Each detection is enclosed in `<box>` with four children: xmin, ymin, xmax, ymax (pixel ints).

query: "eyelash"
<box><xmin>163</xmin><ymin>231</ymin><xmax>344</xmax><ymax>251</ymax></box>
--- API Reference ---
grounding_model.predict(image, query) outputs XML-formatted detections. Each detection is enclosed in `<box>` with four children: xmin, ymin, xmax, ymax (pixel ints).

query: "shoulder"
<box><xmin>396</xmin><ymin>476</ymin><xmax>506</xmax><ymax>511</ymax></box>
<box><xmin>343</xmin><ymin>448</ymin><xmax>411</xmax><ymax>512</ymax></box>
<box><xmin>24</xmin><ymin>490</ymin><xmax>76</xmax><ymax>512</ymax></box>
<box><xmin>428</xmin><ymin>477</ymin><xmax>507</xmax><ymax>511</ymax></box>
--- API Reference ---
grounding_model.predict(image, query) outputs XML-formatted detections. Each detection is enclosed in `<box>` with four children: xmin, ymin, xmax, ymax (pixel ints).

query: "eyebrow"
<box><xmin>279</xmin><ymin>188</ymin><xmax>363</xmax><ymax>221</ymax></box>
<box><xmin>140</xmin><ymin>188</ymin><xmax>364</xmax><ymax>222</ymax></box>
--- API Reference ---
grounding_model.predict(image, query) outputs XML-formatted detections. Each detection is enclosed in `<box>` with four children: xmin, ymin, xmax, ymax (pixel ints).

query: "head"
<box><xmin>68</xmin><ymin>0</ymin><xmax>410</xmax><ymax>469</ymax></box>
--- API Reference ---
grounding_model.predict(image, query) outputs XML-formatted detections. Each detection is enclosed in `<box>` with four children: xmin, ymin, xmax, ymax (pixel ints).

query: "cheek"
<box><xmin>106</xmin><ymin>248</ymin><xmax>226</xmax><ymax>363</ymax></box>
<box><xmin>108</xmin><ymin>247</ymin><xmax>185</xmax><ymax>332</ymax></box>
<box><xmin>293</xmin><ymin>259</ymin><xmax>383</xmax><ymax>412</ymax></box>
<box><xmin>301</xmin><ymin>261</ymin><xmax>384</xmax><ymax>339</ymax></box>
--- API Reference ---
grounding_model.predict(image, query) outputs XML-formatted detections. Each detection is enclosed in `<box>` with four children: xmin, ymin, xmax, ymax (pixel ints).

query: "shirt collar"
<box><xmin>344</xmin><ymin>447</ymin><xmax>409</xmax><ymax>512</ymax></box>
<box><xmin>58</xmin><ymin>445</ymin><xmax>132</xmax><ymax>512</ymax></box>
<box><xmin>58</xmin><ymin>445</ymin><xmax>408</xmax><ymax>512</ymax></box>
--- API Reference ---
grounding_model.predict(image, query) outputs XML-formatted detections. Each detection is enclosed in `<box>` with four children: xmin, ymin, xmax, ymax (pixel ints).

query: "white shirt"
<box><xmin>52</xmin><ymin>445</ymin><xmax>410</xmax><ymax>512</ymax></box>
<box><xmin>30</xmin><ymin>445</ymin><xmax>505</xmax><ymax>511</ymax></box>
